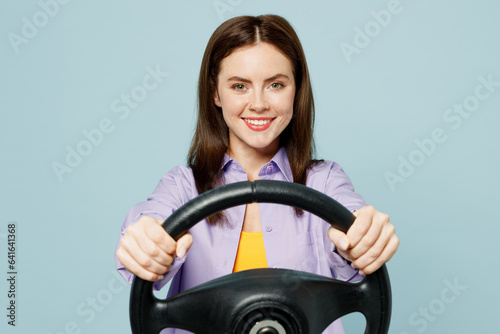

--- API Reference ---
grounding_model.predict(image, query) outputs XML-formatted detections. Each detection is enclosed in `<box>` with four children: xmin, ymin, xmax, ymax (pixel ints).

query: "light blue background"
<box><xmin>1</xmin><ymin>0</ymin><xmax>499</xmax><ymax>333</ymax></box>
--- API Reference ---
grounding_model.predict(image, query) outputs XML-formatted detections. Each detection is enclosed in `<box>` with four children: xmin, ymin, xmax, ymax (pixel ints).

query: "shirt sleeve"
<box><xmin>114</xmin><ymin>165</ymin><xmax>195</xmax><ymax>290</ymax></box>
<box><xmin>322</xmin><ymin>161</ymin><xmax>368</xmax><ymax>282</ymax></box>
<box><xmin>324</xmin><ymin>161</ymin><xmax>368</xmax><ymax>213</ymax></box>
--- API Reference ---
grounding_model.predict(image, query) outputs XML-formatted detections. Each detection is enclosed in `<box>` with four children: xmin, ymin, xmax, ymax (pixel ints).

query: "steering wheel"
<box><xmin>130</xmin><ymin>180</ymin><xmax>392</xmax><ymax>334</ymax></box>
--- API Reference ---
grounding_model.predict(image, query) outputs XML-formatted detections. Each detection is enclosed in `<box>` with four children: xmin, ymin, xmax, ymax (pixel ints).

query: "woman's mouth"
<box><xmin>243</xmin><ymin>118</ymin><xmax>275</xmax><ymax>131</ymax></box>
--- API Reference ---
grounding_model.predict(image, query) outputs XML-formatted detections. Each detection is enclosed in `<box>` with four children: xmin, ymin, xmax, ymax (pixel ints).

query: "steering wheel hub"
<box><xmin>234</xmin><ymin>302</ymin><xmax>301</xmax><ymax>334</ymax></box>
<box><xmin>251</xmin><ymin>320</ymin><xmax>285</xmax><ymax>334</ymax></box>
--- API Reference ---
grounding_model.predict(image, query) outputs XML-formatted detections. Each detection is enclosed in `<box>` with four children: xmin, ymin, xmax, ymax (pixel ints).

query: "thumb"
<box><xmin>175</xmin><ymin>232</ymin><xmax>193</xmax><ymax>259</ymax></box>
<box><xmin>327</xmin><ymin>226</ymin><xmax>350</xmax><ymax>252</ymax></box>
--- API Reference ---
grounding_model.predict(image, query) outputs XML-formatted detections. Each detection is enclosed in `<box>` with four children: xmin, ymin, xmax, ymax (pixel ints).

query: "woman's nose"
<box><xmin>249</xmin><ymin>91</ymin><xmax>269</xmax><ymax>112</ymax></box>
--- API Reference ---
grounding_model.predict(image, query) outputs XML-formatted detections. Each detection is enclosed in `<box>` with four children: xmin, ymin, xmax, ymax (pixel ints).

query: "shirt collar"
<box><xmin>268</xmin><ymin>146</ymin><xmax>293</xmax><ymax>182</ymax></box>
<box><xmin>220</xmin><ymin>146</ymin><xmax>293</xmax><ymax>182</ymax></box>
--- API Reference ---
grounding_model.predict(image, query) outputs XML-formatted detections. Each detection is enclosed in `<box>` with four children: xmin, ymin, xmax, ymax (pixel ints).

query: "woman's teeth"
<box><xmin>244</xmin><ymin>119</ymin><xmax>272</xmax><ymax>125</ymax></box>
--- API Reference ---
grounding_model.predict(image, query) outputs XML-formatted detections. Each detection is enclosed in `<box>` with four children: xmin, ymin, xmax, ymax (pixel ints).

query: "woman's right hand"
<box><xmin>116</xmin><ymin>216</ymin><xmax>193</xmax><ymax>281</ymax></box>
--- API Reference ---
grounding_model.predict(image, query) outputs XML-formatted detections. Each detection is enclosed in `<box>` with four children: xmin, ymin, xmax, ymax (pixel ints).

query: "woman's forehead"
<box><xmin>218</xmin><ymin>42</ymin><xmax>293</xmax><ymax>79</ymax></box>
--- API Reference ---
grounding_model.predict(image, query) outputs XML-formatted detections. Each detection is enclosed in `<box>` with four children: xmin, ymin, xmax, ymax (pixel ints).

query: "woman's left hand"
<box><xmin>327</xmin><ymin>205</ymin><xmax>399</xmax><ymax>275</ymax></box>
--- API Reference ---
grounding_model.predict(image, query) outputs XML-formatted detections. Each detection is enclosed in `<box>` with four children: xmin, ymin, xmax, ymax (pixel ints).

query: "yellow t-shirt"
<box><xmin>233</xmin><ymin>231</ymin><xmax>268</xmax><ymax>272</ymax></box>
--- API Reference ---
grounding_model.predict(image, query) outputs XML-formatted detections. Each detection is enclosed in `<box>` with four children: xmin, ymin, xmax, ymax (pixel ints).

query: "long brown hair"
<box><xmin>188</xmin><ymin>14</ymin><xmax>318</xmax><ymax>224</ymax></box>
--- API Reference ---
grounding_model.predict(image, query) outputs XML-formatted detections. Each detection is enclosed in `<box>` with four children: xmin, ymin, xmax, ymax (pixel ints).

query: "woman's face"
<box><xmin>214</xmin><ymin>42</ymin><xmax>296</xmax><ymax>157</ymax></box>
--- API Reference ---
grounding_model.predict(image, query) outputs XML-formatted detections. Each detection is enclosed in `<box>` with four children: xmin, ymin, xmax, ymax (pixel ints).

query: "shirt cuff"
<box><xmin>115</xmin><ymin>256</ymin><xmax>186</xmax><ymax>291</ymax></box>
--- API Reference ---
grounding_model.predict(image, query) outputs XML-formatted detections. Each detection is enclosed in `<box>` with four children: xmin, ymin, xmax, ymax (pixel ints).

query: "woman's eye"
<box><xmin>233</xmin><ymin>84</ymin><xmax>245</xmax><ymax>91</ymax></box>
<box><xmin>270</xmin><ymin>83</ymin><xmax>283</xmax><ymax>89</ymax></box>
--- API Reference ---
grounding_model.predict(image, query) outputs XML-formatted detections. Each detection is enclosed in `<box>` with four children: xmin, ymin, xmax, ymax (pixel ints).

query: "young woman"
<box><xmin>115</xmin><ymin>14</ymin><xmax>399</xmax><ymax>333</ymax></box>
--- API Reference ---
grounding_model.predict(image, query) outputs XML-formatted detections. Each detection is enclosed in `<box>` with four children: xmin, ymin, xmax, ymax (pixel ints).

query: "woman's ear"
<box><xmin>213</xmin><ymin>91</ymin><xmax>222</xmax><ymax>107</ymax></box>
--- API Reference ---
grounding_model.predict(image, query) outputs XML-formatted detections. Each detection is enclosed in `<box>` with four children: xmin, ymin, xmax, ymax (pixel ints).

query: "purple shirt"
<box><xmin>115</xmin><ymin>147</ymin><xmax>368</xmax><ymax>333</ymax></box>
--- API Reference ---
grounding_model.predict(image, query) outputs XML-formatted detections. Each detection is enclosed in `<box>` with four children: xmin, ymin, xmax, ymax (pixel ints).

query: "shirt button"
<box><xmin>265</xmin><ymin>226</ymin><xmax>272</xmax><ymax>232</ymax></box>
<box><xmin>266</xmin><ymin>165</ymin><xmax>273</xmax><ymax>173</ymax></box>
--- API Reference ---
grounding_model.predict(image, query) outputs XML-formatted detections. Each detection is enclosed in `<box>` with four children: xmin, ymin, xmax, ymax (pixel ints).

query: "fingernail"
<box><xmin>339</xmin><ymin>238</ymin><xmax>348</xmax><ymax>251</ymax></box>
<box><xmin>358</xmin><ymin>270</ymin><xmax>365</xmax><ymax>276</ymax></box>
<box><xmin>176</xmin><ymin>247</ymin><xmax>186</xmax><ymax>259</ymax></box>
<box><xmin>158</xmin><ymin>275</ymin><xmax>164</xmax><ymax>280</ymax></box>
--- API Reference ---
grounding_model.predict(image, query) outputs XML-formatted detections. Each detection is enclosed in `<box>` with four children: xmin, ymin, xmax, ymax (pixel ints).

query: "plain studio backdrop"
<box><xmin>1</xmin><ymin>1</ymin><xmax>499</xmax><ymax>333</ymax></box>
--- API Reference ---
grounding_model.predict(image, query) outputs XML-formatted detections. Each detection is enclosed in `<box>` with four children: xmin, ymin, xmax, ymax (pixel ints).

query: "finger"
<box><xmin>144</xmin><ymin>220</ymin><xmax>177</xmax><ymax>255</ymax></box>
<box><xmin>358</xmin><ymin>235</ymin><xmax>399</xmax><ymax>275</ymax></box>
<box><xmin>126</xmin><ymin>224</ymin><xmax>174</xmax><ymax>266</ymax></box>
<box><xmin>175</xmin><ymin>232</ymin><xmax>193</xmax><ymax>259</ymax></box>
<box><xmin>350</xmin><ymin>222</ymin><xmax>394</xmax><ymax>270</ymax></box>
<box><xmin>121</xmin><ymin>234</ymin><xmax>173</xmax><ymax>275</ymax></box>
<box><xmin>327</xmin><ymin>226</ymin><xmax>350</xmax><ymax>252</ymax></box>
<box><xmin>116</xmin><ymin>247</ymin><xmax>168</xmax><ymax>282</ymax></box>
<box><xmin>138</xmin><ymin>233</ymin><xmax>174</xmax><ymax>266</ymax></box>
<box><xmin>347</xmin><ymin>206</ymin><xmax>375</xmax><ymax>248</ymax></box>
<box><xmin>348</xmin><ymin>211</ymin><xmax>389</xmax><ymax>259</ymax></box>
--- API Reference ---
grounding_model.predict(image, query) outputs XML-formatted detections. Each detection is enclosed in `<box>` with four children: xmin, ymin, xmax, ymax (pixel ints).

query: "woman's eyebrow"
<box><xmin>226</xmin><ymin>74</ymin><xmax>290</xmax><ymax>83</ymax></box>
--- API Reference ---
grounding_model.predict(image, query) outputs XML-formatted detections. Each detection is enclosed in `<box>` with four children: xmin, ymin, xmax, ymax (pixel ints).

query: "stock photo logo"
<box><xmin>399</xmin><ymin>277</ymin><xmax>467</xmax><ymax>334</ymax></box>
<box><xmin>51</xmin><ymin>65</ymin><xmax>169</xmax><ymax>182</ymax></box>
<box><xmin>384</xmin><ymin>74</ymin><xmax>499</xmax><ymax>192</ymax></box>
<box><xmin>213</xmin><ymin>0</ymin><xmax>245</xmax><ymax>20</ymax></box>
<box><xmin>339</xmin><ymin>0</ymin><xmax>405</xmax><ymax>64</ymax></box>
<box><xmin>7</xmin><ymin>0</ymin><xmax>71</xmax><ymax>54</ymax></box>
<box><xmin>47</xmin><ymin>270</ymin><xmax>129</xmax><ymax>334</ymax></box>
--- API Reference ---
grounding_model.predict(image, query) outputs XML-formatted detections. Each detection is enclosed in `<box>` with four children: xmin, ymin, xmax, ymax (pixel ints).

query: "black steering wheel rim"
<box><xmin>130</xmin><ymin>180</ymin><xmax>392</xmax><ymax>333</ymax></box>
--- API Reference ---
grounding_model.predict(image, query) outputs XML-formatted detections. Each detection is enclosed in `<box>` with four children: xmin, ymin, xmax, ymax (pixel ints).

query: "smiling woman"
<box><xmin>188</xmin><ymin>14</ymin><xmax>317</xmax><ymax>215</ymax></box>
<box><xmin>115</xmin><ymin>14</ymin><xmax>399</xmax><ymax>334</ymax></box>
